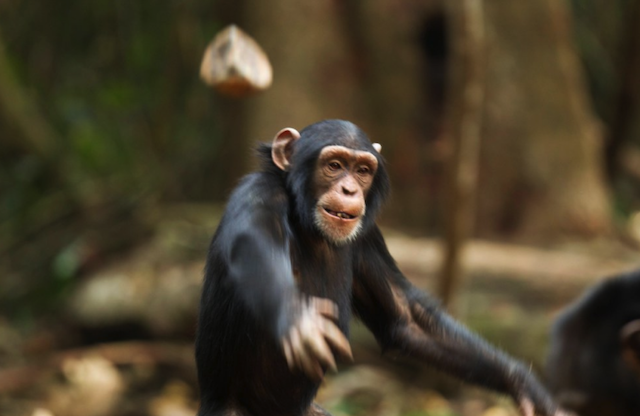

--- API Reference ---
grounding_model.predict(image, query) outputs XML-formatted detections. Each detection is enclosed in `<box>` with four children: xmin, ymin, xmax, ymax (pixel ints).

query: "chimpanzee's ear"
<box><xmin>621</xmin><ymin>319</ymin><xmax>640</xmax><ymax>373</ymax></box>
<box><xmin>372</xmin><ymin>143</ymin><xmax>382</xmax><ymax>153</ymax></box>
<box><xmin>272</xmin><ymin>128</ymin><xmax>300</xmax><ymax>171</ymax></box>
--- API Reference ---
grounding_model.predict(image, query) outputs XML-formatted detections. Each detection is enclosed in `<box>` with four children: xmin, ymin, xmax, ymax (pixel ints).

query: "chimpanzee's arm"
<box><xmin>211</xmin><ymin>175</ymin><xmax>350</xmax><ymax>379</ymax></box>
<box><xmin>212</xmin><ymin>176</ymin><xmax>298</xmax><ymax>338</ymax></box>
<box><xmin>352</xmin><ymin>226</ymin><xmax>560</xmax><ymax>416</ymax></box>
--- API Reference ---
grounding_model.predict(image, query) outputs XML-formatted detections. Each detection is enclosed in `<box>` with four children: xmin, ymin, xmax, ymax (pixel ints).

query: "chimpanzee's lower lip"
<box><xmin>323</xmin><ymin>207</ymin><xmax>357</xmax><ymax>220</ymax></box>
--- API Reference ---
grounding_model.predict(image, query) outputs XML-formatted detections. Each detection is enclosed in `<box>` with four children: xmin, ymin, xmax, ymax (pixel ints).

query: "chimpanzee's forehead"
<box><xmin>334</xmin><ymin>133</ymin><xmax>371</xmax><ymax>150</ymax></box>
<box><xmin>300</xmin><ymin>119</ymin><xmax>373</xmax><ymax>150</ymax></box>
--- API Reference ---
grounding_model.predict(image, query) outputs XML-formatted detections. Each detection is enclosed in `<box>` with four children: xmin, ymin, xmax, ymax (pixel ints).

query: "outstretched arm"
<box><xmin>352</xmin><ymin>227</ymin><xmax>562</xmax><ymax>416</ymax></box>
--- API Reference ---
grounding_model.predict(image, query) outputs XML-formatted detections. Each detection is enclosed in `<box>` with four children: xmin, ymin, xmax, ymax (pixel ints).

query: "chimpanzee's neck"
<box><xmin>288</xmin><ymin>220</ymin><xmax>353</xmax><ymax>317</ymax></box>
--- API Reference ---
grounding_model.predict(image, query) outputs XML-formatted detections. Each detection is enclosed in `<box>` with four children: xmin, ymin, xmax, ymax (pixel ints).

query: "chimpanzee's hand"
<box><xmin>510</xmin><ymin>366</ymin><xmax>573</xmax><ymax>416</ymax></box>
<box><xmin>281</xmin><ymin>296</ymin><xmax>353</xmax><ymax>381</ymax></box>
<box><xmin>621</xmin><ymin>319</ymin><xmax>640</xmax><ymax>375</ymax></box>
<box><xmin>518</xmin><ymin>392</ymin><xmax>573</xmax><ymax>416</ymax></box>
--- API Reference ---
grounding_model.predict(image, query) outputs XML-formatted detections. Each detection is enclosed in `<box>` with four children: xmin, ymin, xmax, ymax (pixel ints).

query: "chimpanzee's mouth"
<box><xmin>323</xmin><ymin>208</ymin><xmax>357</xmax><ymax>220</ymax></box>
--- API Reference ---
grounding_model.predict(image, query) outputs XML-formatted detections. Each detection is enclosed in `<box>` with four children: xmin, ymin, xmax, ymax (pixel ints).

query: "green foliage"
<box><xmin>0</xmin><ymin>0</ymin><xmax>224</xmax><ymax>202</ymax></box>
<box><xmin>0</xmin><ymin>0</ymin><xmax>226</xmax><ymax>315</ymax></box>
<box><xmin>52</xmin><ymin>239</ymin><xmax>85</xmax><ymax>281</ymax></box>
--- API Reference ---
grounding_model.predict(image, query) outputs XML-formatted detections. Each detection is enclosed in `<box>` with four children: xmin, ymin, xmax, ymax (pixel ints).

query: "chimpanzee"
<box><xmin>546</xmin><ymin>269</ymin><xmax>640</xmax><ymax>416</ymax></box>
<box><xmin>196</xmin><ymin>120</ymin><xmax>564</xmax><ymax>416</ymax></box>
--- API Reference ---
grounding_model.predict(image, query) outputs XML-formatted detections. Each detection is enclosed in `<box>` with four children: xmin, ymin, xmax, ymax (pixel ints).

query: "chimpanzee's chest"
<box><xmin>289</xmin><ymin>239</ymin><xmax>354</xmax><ymax>332</ymax></box>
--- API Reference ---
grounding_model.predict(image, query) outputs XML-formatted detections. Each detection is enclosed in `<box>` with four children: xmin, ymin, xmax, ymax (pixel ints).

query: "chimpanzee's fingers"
<box><xmin>310</xmin><ymin>297</ymin><xmax>339</xmax><ymax>321</ymax></box>
<box><xmin>304</xmin><ymin>358</ymin><xmax>324</xmax><ymax>382</ymax></box>
<box><xmin>282</xmin><ymin>338</ymin><xmax>295</xmax><ymax>371</ymax></box>
<box><xmin>320</xmin><ymin>318</ymin><xmax>353</xmax><ymax>361</ymax></box>
<box><xmin>289</xmin><ymin>327</ymin><xmax>305</xmax><ymax>371</ymax></box>
<box><xmin>298</xmin><ymin>342</ymin><xmax>323</xmax><ymax>381</ymax></box>
<box><xmin>292</xmin><ymin>317</ymin><xmax>325</xmax><ymax>381</ymax></box>
<box><xmin>305</xmin><ymin>332</ymin><xmax>337</xmax><ymax>372</ymax></box>
<box><xmin>518</xmin><ymin>397</ymin><xmax>534</xmax><ymax>416</ymax></box>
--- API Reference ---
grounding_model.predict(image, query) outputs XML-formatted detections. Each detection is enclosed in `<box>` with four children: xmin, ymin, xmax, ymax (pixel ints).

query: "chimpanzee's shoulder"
<box><xmin>555</xmin><ymin>270</ymin><xmax>640</xmax><ymax>329</ymax></box>
<box><xmin>222</xmin><ymin>171</ymin><xmax>289</xmax><ymax>221</ymax></box>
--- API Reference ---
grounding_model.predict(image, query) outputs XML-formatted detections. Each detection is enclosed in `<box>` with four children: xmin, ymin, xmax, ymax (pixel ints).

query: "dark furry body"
<box><xmin>197</xmin><ymin>176</ymin><xmax>353</xmax><ymax>416</ymax></box>
<box><xmin>547</xmin><ymin>270</ymin><xmax>640</xmax><ymax>416</ymax></box>
<box><xmin>196</xmin><ymin>121</ymin><xmax>374</xmax><ymax>416</ymax></box>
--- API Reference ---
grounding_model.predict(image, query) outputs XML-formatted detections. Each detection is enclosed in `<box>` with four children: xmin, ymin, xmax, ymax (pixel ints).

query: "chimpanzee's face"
<box><xmin>312</xmin><ymin>145</ymin><xmax>378</xmax><ymax>244</ymax></box>
<box><xmin>270</xmin><ymin>120</ymin><xmax>387</xmax><ymax>245</ymax></box>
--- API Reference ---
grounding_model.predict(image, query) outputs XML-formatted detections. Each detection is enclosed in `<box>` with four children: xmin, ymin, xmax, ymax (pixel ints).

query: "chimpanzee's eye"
<box><xmin>328</xmin><ymin>161</ymin><xmax>342</xmax><ymax>171</ymax></box>
<box><xmin>357</xmin><ymin>166</ymin><xmax>371</xmax><ymax>175</ymax></box>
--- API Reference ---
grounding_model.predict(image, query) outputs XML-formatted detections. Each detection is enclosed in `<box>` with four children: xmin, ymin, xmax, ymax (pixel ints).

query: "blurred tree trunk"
<box><xmin>334</xmin><ymin>1</ymin><xmax>436</xmax><ymax>230</ymax></box>
<box><xmin>439</xmin><ymin>0</ymin><xmax>485</xmax><ymax>312</ymax></box>
<box><xmin>477</xmin><ymin>0</ymin><xmax>611</xmax><ymax>241</ymax></box>
<box><xmin>241</xmin><ymin>0</ymin><xmax>359</xmax><ymax>157</ymax></box>
<box><xmin>607</xmin><ymin>0</ymin><xmax>640</xmax><ymax>182</ymax></box>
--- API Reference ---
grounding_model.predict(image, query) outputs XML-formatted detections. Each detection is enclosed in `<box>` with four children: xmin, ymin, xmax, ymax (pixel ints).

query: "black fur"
<box><xmin>547</xmin><ymin>270</ymin><xmax>640</xmax><ymax>416</ymax></box>
<box><xmin>196</xmin><ymin>120</ymin><xmax>559</xmax><ymax>416</ymax></box>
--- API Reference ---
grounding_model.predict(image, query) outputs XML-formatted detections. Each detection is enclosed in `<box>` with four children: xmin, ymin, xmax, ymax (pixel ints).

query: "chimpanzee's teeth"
<box><xmin>324</xmin><ymin>208</ymin><xmax>354</xmax><ymax>219</ymax></box>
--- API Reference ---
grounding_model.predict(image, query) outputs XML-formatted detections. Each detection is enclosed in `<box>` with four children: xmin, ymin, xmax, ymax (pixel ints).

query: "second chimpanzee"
<box><xmin>547</xmin><ymin>270</ymin><xmax>640</xmax><ymax>416</ymax></box>
<box><xmin>196</xmin><ymin>120</ymin><xmax>564</xmax><ymax>416</ymax></box>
